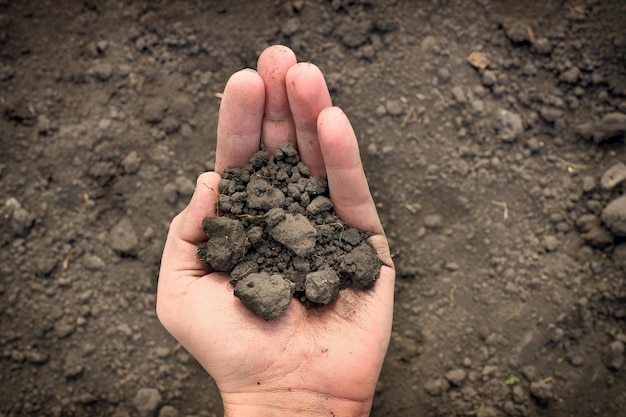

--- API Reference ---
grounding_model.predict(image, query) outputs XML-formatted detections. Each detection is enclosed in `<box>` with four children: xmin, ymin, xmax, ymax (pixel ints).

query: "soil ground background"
<box><xmin>1</xmin><ymin>1</ymin><xmax>626</xmax><ymax>416</ymax></box>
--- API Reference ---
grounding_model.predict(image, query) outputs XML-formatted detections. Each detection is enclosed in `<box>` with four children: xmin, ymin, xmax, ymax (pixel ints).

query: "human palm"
<box><xmin>157</xmin><ymin>45</ymin><xmax>395</xmax><ymax>416</ymax></box>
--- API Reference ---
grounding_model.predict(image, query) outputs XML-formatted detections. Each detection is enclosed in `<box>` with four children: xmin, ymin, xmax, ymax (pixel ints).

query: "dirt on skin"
<box><xmin>198</xmin><ymin>142</ymin><xmax>381</xmax><ymax>320</ymax></box>
<box><xmin>1</xmin><ymin>1</ymin><xmax>626</xmax><ymax>416</ymax></box>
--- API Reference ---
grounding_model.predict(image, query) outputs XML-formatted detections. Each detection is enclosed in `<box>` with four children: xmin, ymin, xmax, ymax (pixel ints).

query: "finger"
<box><xmin>286</xmin><ymin>62</ymin><xmax>332</xmax><ymax>176</ymax></box>
<box><xmin>160</xmin><ymin>171</ymin><xmax>221</xmax><ymax>278</ymax></box>
<box><xmin>317</xmin><ymin>106</ymin><xmax>383</xmax><ymax>235</ymax></box>
<box><xmin>215</xmin><ymin>69</ymin><xmax>265</xmax><ymax>173</ymax></box>
<box><xmin>257</xmin><ymin>45</ymin><xmax>297</xmax><ymax>153</ymax></box>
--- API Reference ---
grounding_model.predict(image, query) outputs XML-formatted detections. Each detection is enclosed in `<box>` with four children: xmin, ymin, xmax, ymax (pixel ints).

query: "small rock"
<box><xmin>54</xmin><ymin>319</ymin><xmax>75</xmax><ymax>339</ymax></box>
<box><xmin>133</xmin><ymin>388</ymin><xmax>162</xmax><ymax>417</ymax></box>
<box><xmin>521</xmin><ymin>365</ymin><xmax>537</xmax><ymax>381</ymax></box>
<box><xmin>495</xmin><ymin>108</ymin><xmax>524</xmax><ymax>142</ymax></box>
<box><xmin>505</xmin><ymin>20</ymin><xmax>531</xmax><ymax>44</ymax></box>
<box><xmin>89</xmin><ymin>62</ymin><xmax>112</xmax><ymax>81</ymax></box>
<box><xmin>385</xmin><ymin>100</ymin><xmax>404</xmax><ymax>116</ymax></box>
<box><xmin>424</xmin><ymin>214</ymin><xmax>443</xmax><ymax>230</ymax></box>
<box><xmin>540</xmin><ymin>107</ymin><xmax>563</xmax><ymax>124</ymax></box>
<box><xmin>37</xmin><ymin>114</ymin><xmax>52</xmax><ymax>134</ymax></box>
<box><xmin>174</xmin><ymin>176</ymin><xmax>195</xmax><ymax>197</ymax></box>
<box><xmin>109</xmin><ymin>217</ymin><xmax>139</xmax><ymax>256</ymax></box>
<box><xmin>163</xmin><ymin>183</ymin><xmax>178</xmax><ymax>204</ymax></box>
<box><xmin>522</xmin><ymin>62</ymin><xmax>537</xmax><ymax>76</ymax></box>
<box><xmin>338</xmin><ymin>18</ymin><xmax>372</xmax><ymax>48</ymax></box>
<box><xmin>592</xmin><ymin>112</ymin><xmax>626</xmax><ymax>144</ymax></box>
<box><xmin>533</xmin><ymin>38</ymin><xmax>552</xmax><ymax>55</ymax></box>
<box><xmin>526</xmin><ymin>137</ymin><xmax>542</xmax><ymax>153</ymax></box>
<box><xmin>157</xmin><ymin>405</ymin><xmax>179</xmax><ymax>417</ymax></box>
<box><xmin>144</xmin><ymin>98</ymin><xmax>169</xmax><ymax>124</ymax></box>
<box><xmin>581</xmin><ymin>226</ymin><xmax>614</xmax><ymax>249</ymax></box>
<box><xmin>420</xmin><ymin>35</ymin><xmax>438</xmax><ymax>53</ymax></box>
<box><xmin>560</xmin><ymin>67</ymin><xmax>580</xmax><ymax>84</ymax></box>
<box><xmin>482</xmin><ymin>70</ymin><xmax>497</xmax><ymax>87</ymax></box>
<box><xmin>437</xmin><ymin>67</ymin><xmax>451</xmax><ymax>83</ymax></box>
<box><xmin>512</xmin><ymin>384</ymin><xmax>526</xmax><ymax>404</ymax></box>
<box><xmin>543</xmin><ymin>235</ymin><xmax>559</xmax><ymax>252</ymax></box>
<box><xmin>581</xmin><ymin>175</ymin><xmax>596</xmax><ymax>192</ymax></box>
<box><xmin>444</xmin><ymin>368</ymin><xmax>467</xmax><ymax>386</ymax></box>
<box><xmin>10</xmin><ymin>206</ymin><xmax>35</xmax><ymax>237</ymax></box>
<box><xmin>89</xmin><ymin>161</ymin><xmax>117</xmax><ymax>186</ymax></box>
<box><xmin>424</xmin><ymin>378</ymin><xmax>450</xmax><ymax>396</ymax></box>
<box><xmin>281</xmin><ymin>17</ymin><xmax>301</xmax><ymax>37</ymax></box>
<box><xmin>608</xmin><ymin>340</ymin><xmax>624</xmax><ymax>370</ymax></box>
<box><xmin>471</xmin><ymin>99</ymin><xmax>484</xmax><ymax>115</ymax></box>
<box><xmin>121</xmin><ymin>151</ymin><xmax>141</xmax><ymax>175</ymax></box>
<box><xmin>529</xmin><ymin>380</ymin><xmax>553</xmax><ymax>404</ymax></box>
<box><xmin>600</xmin><ymin>162</ymin><xmax>626</xmax><ymax>190</ymax></box>
<box><xmin>568</xmin><ymin>354</ymin><xmax>584</xmax><ymax>367</ymax></box>
<box><xmin>26</xmin><ymin>349</ymin><xmax>49</xmax><ymax>364</ymax></box>
<box><xmin>601</xmin><ymin>196</ymin><xmax>626</xmax><ymax>236</ymax></box>
<box><xmin>451</xmin><ymin>86</ymin><xmax>466</xmax><ymax>104</ymax></box>
<box><xmin>169</xmin><ymin>95</ymin><xmax>195</xmax><ymax>120</ymax></box>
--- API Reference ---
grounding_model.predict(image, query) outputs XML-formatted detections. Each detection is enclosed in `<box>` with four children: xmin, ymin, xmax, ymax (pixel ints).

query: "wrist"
<box><xmin>222</xmin><ymin>390</ymin><xmax>372</xmax><ymax>417</ymax></box>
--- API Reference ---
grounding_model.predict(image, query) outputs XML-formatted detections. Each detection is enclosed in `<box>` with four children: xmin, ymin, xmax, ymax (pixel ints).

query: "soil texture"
<box><xmin>197</xmin><ymin>143</ymin><xmax>380</xmax><ymax>319</ymax></box>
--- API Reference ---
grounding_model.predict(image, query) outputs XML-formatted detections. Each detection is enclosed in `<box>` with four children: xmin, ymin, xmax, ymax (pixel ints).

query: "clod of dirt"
<box><xmin>197</xmin><ymin>142</ymin><xmax>382</xmax><ymax>319</ymax></box>
<box><xmin>234</xmin><ymin>273</ymin><xmax>295</xmax><ymax>320</ymax></box>
<box><xmin>305</xmin><ymin>269</ymin><xmax>341</xmax><ymax>305</ymax></box>
<box><xmin>198</xmin><ymin>217</ymin><xmax>250</xmax><ymax>271</ymax></box>
<box><xmin>268</xmin><ymin>213</ymin><xmax>318</xmax><ymax>257</ymax></box>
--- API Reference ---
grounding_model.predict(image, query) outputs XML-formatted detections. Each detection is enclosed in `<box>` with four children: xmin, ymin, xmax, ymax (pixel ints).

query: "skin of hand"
<box><xmin>156</xmin><ymin>45</ymin><xmax>395</xmax><ymax>417</ymax></box>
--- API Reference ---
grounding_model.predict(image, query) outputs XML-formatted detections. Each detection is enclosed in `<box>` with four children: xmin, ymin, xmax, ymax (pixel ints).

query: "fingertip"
<box><xmin>258</xmin><ymin>45</ymin><xmax>298</xmax><ymax>153</ymax></box>
<box><xmin>285</xmin><ymin>62</ymin><xmax>331</xmax><ymax>106</ymax></box>
<box><xmin>317</xmin><ymin>106</ymin><xmax>360</xmax><ymax>170</ymax></box>
<box><xmin>216</xmin><ymin>69</ymin><xmax>265</xmax><ymax>173</ymax></box>
<box><xmin>258</xmin><ymin>45</ymin><xmax>297</xmax><ymax>70</ymax></box>
<box><xmin>174</xmin><ymin>171</ymin><xmax>222</xmax><ymax>244</ymax></box>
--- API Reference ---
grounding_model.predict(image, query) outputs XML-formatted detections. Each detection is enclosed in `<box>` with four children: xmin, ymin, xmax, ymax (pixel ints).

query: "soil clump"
<box><xmin>197</xmin><ymin>142</ymin><xmax>381</xmax><ymax>320</ymax></box>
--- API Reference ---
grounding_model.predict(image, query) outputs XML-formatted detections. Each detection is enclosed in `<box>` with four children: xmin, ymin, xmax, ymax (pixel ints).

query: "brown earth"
<box><xmin>1</xmin><ymin>1</ymin><xmax>626</xmax><ymax>416</ymax></box>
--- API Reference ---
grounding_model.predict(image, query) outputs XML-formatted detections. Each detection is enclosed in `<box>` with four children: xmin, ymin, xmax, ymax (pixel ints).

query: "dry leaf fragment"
<box><xmin>467</xmin><ymin>51</ymin><xmax>489</xmax><ymax>70</ymax></box>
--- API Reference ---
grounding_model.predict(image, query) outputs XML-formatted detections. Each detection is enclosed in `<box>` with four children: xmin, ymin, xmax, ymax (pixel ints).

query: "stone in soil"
<box><xmin>197</xmin><ymin>143</ymin><xmax>382</xmax><ymax>319</ymax></box>
<box><xmin>601</xmin><ymin>196</ymin><xmax>626</xmax><ymax>237</ymax></box>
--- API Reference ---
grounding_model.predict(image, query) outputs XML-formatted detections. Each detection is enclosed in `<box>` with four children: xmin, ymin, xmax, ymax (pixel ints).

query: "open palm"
<box><xmin>156</xmin><ymin>45</ymin><xmax>395</xmax><ymax>417</ymax></box>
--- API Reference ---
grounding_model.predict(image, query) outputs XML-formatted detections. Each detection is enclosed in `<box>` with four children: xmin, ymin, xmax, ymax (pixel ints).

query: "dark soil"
<box><xmin>1</xmin><ymin>1</ymin><xmax>626</xmax><ymax>416</ymax></box>
<box><xmin>197</xmin><ymin>142</ymin><xmax>380</xmax><ymax>319</ymax></box>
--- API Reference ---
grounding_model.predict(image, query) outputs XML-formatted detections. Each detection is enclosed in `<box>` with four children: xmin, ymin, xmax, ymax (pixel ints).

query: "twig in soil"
<box><xmin>401</xmin><ymin>106</ymin><xmax>415</xmax><ymax>128</ymax></box>
<box><xmin>552</xmin><ymin>155</ymin><xmax>591</xmax><ymax>172</ymax></box>
<box><xmin>491</xmin><ymin>200</ymin><xmax>509</xmax><ymax>220</ymax></box>
<box><xmin>449</xmin><ymin>284</ymin><xmax>457</xmax><ymax>302</ymax></box>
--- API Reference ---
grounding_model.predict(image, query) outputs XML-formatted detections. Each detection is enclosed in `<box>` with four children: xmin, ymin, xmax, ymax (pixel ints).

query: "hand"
<box><xmin>156</xmin><ymin>45</ymin><xmax>395</xmax><ymax>417</ymax></box>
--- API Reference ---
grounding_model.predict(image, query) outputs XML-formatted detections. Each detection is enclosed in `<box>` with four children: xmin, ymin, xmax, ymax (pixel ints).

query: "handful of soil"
<box><xmin>197</xmin><ymin>142</ymin><xmax>382</xmax><ymax>320</ymax></box>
